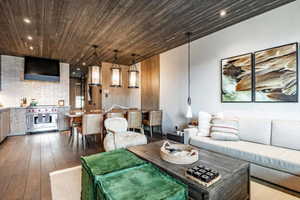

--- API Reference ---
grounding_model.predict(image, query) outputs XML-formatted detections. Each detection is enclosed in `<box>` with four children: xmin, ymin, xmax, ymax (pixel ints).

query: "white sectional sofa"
<box><xmin>184</xmin><ymin>114</ymin><xmax>300</xmax><ymax>192</ymax></box>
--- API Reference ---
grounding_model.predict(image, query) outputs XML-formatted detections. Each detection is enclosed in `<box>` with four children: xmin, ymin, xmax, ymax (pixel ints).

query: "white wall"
<box><xmin>0</xmin><ymin>55</ymin><xmax>70</xmax><ymax>107</ymax></box>
<box><xmin>160</xmin><ymin>1</ymin><xmax>300</xmax><ymax>132</ymax></box>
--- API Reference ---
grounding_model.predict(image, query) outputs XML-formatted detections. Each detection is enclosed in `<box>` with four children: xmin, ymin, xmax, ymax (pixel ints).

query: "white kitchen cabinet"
<box><xmin>0</xmin><ymin>109</ymin><xmax>10</xmax><ymax>143</ymax></box>
<box><xmin>9</xmin><ymin>108</ymin><xmax>26</xmax><ymax>135</ymax></box>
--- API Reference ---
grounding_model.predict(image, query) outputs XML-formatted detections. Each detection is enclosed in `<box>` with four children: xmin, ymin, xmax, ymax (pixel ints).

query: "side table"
<box><xmin>166</xmin><ymin>132</ymin><xmax>185</xmax><ymax>144</ymax></box>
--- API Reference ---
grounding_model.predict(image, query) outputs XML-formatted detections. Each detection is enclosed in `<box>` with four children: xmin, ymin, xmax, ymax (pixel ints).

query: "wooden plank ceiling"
<box><xmin>0</xmin><ymin>0</ymin><xmax>295</xmax><ymax>71</ymax></box>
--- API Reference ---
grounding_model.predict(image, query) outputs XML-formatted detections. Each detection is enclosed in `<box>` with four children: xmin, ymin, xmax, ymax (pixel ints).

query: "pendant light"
<box><xmin>186</xmin><ymin>32</ymin><xmax>193</xmax><ymax>119</ymax></box>
<box><xmin>111</xmin><ymin>50</ymin><xmax>122</xmax><ymax>87</ymax></box>
<box><xmin>128</xmin><ymin>54</ymin><xmax>139</xmax><ymax>88</ymax></box>
<box><xmin>88</xmin><ymin>45</ymin><xmax>102</xmax><ymax>86</ymax></box>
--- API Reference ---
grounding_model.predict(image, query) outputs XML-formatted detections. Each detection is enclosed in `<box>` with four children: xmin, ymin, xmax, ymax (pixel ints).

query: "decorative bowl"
<box><xmin>160</xmin><ymin>141</ymin><xmax>199</xmax><ymax>165</ymax></box>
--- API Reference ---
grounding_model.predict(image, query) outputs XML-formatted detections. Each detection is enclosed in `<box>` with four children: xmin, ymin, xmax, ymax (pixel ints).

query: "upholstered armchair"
<box><xmin>103</xmin><ymin>118</ymin><xmax>147</xmax><ymax>151</ymax></box>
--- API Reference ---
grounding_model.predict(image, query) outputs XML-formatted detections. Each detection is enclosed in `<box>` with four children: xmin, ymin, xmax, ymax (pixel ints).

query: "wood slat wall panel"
<box><xmin>0</xmin><ymin>0</ymin><xmax>295</xmax><ymax>69</ymax></box>
<box><xmin>141</xmin><ymin>55</ymin><xmax>160</xmax><ymax>110</ymax></box>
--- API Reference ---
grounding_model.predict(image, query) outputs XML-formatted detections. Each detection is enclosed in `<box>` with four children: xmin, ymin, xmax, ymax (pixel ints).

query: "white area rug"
<box><xmin>50</xmin><ymin>166</ymin><xmax>299</xmax><ymax>200</ymax></box>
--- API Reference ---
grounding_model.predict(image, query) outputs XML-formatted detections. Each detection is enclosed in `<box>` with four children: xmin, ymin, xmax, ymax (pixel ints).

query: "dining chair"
<box><xmin>106</xmin><ymin>112</ymin><xmax>125</xmax><ymax>118</ymax></box>
<box><xmin>68</xmin><ymin>115</ymin><xmax>82</xmax><ymax>139</ymax></box>
<box><xmin>127</xmin><ymin>110</ymin><xmax>144</xmax><ymax>134</ymax></box>
<box><xmin>142</xmin><ymin>110</ymin><xmax>163</xmax><ymax>138</ymax></box>
<box><xmin>81</xmin><ymin>113</ymin><xmax>103</xmax><ymax>149</ymax></box>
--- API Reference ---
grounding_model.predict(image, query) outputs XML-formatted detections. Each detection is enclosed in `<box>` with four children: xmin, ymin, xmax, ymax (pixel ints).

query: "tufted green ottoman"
<box><xmin>96</xmin><ymin>163</ymin><xmax>188</xmax><ymax>200</ymax></box>
<box><xmin>81</xmin><ymin>149</ymin><xmax>146</xmax><ymax>200</ymax></box>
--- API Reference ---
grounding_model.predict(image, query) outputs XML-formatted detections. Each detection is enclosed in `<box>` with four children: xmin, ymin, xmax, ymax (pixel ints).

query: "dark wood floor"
<box><xmin>2</xmin><ymin>132</ymin><xmax>298</xmax><ymax>200</ymax></box>
<box><xmin>0</xmin><ymin>132</ymin><xmax>102</xmax><ymax>200</ymax></box>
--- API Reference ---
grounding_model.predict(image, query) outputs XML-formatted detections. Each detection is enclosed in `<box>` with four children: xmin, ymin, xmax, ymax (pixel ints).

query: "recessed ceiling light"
<box><xmin>27</xmin><ymin>35</ymin><xmax>33</xmax><ymax>40</ymax></box>
<box><xmin>76</xmin><ymin>67</ymin><xmax>80</xmax><ymax>71</ymax></box>
<box><xmin>29</xmin><ymin>46</ymin><xmax>34</xmax><ymax>50</ymax></box>
<box><xmin>82</xmin><ymin>62</ymin><xmax>86</xmax><ymax>66</ymax></box>
<box><xmin>220</xmin><ymin>10</ymin><xmax>227</xmax><ymax>17</ymax></box>
<box><xmin>23</xmin><ymin>18</ymin><xmax>31</xmax><ymax>24</ymax></box>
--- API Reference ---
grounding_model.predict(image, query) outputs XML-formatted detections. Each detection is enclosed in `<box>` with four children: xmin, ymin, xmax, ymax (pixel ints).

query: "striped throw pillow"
<box><xmin>210</xmin><ymin>118</ymin><xmax>240</xmax><ymax>141</ymax></box>
<box><xmin>211</xmin><ymin>118</ymin><xmax>239</xmax><ymax>134</ymax></box>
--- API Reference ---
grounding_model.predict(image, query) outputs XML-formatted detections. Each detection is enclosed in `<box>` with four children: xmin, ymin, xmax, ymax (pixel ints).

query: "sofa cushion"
<box><xmin>239</xmin><ymin>117</ymin><xmax>271</xmax><ymax>145</ymax></box>
<box><xmin>272</xmin><ymin>120</ymin><xmax>300</xmax><ymax>151</ymax></box>
<box><xmin>211</xmin><ymin>132</ymin><xmax>240</xmax><ymax>141</ymax></box>
<box><xmin>190</xmin><ymin>136</ymin><xmax>300</xmax><ymax>176</ymax></box>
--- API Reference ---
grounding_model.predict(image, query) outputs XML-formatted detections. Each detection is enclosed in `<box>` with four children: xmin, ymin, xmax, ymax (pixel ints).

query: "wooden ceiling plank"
<box><xmin>0</xmin><ymin>0</ymin><xmax>295</xmax><ymax>69</ymax></box>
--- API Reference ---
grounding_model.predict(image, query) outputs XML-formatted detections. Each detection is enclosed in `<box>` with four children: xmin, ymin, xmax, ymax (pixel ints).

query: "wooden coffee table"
<box><xmin>128</xmin><ymin>140</ymin><xmax>250</xmax><ymax>200</ymax></box>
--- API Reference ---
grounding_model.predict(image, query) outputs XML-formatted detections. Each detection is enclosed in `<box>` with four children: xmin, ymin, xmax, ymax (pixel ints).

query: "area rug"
<box><xmin>50</xmin><ymin>166</ymin><xmax>299</xmax><ymax>200</ymax></box>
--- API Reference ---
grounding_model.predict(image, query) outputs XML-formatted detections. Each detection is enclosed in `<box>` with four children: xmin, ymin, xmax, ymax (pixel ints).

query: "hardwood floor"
<box><xmin>0</xmin><ymin>132</ymin><xmax>102</xmax><ymax>200</ymax></box>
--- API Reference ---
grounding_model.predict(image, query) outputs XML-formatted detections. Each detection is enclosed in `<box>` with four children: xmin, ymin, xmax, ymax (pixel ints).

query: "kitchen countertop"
<box><xmin>0</xmin><ymin>107</ymin><xmax>15</xmax><ymax>111</ymax></box>
<box><xmin>0</xmin><ymin>106</ymin><xmax>70</xmax><ymax>111</ymax></box>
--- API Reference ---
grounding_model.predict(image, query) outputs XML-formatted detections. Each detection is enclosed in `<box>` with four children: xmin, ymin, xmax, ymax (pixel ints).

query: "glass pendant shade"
<box><xmin>111</xmin><ymin>65</ymin><xmax>122</xmax><ymax>87</ymax></box>
<box><xmin>128</xmin><ymin>66</ymin><xmax>139</xmax><ymax>88</ymax></box>
<box><xmin>88</xmin><ymin>65</ymin><xmax>101</xmax><ymax>85</ymax></box>
<box><xmin>186</xmin><ymin>104</ymin><xmax>193</xmax><ymax>118</ymax></box>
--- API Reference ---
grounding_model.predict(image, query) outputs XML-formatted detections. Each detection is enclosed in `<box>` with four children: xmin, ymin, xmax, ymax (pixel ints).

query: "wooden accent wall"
<box><xmin>141</xmin><ymin>55</ymin><xmax>160</xmax><ymax>110</ymax></box>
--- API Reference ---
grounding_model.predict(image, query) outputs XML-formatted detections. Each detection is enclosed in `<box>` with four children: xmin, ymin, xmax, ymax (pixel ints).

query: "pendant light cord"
<box><xmin>187</xmin><ymin>32</ymin><xmax>191</xmax><ymax>106</ymax></box>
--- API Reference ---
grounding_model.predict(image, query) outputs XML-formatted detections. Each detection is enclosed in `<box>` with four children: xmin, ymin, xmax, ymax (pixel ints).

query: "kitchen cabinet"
<box><xmin>9</xmin><ymin>108</ymin><xmax>26</xmax><ymax>135</ymax></box>
<box><xmin>57</xmin><ymin>106</ymin><xmax>70</xmax><ymax>131</ymax></box>
<box><xmin>0</xmin><ymin>109</ymin><xmax>10</xmax><ymax>143</ymax></box>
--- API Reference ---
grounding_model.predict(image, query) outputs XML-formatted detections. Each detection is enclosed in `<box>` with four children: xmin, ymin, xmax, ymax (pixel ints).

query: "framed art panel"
<box><xmin>221</xmin><ymin>53</ymin><xmax>253</xmax><ymax>102</ymax></box>
<box><xmin>254</xmin><ymin>43</ymin><xmax>298</xmax><ymax>102</ymax></box>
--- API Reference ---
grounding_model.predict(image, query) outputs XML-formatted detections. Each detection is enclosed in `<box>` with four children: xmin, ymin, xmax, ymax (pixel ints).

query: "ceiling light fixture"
<box><xmin>128</xmin><ymin>54</ymin><xmax>139</xmax><ymax>88</ymax></box>
<box><xmin>27</xmin><ymin>36</ymin><xmax>33</xmax><ymax>40</ymax></box>
<box><xmin>29</xmin><ymin>46</ymin><xmax>34</xmax><ymax>50</ymax></box>
<box><xmin>88</xmin><ymin>45</ymin><xmax>102</xmax><ymax>86</ymax></box>
<box><xmin>82</xmin><ymin>62</ymin><xmax>86</xmax><ymax>66</ymax></box>
<box><xmin>23</xmin><ymin>18</ymin><xmax>31</xmax><ymax>24</ymax></box>
<box><xmin>185</xmin><ymin>32</ymin><xmax>193</xmax><ymax>119</ymax></box>
<box><xmin>110</xmin><ymin>50</ymin><xmax>122</xmax><ymax>87</ymax></box>
<box><xmin>220</xmin><ymin>10</ymin><xmax>227</xmax><ymax>17</ymax></box>
<box><xmin>76</xmin><ymin>67</ymin><xmax>80</xmax><ymax>71</ymax></box>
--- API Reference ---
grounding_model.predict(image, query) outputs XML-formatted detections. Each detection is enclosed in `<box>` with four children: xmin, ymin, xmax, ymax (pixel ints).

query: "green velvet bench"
<box><xmin>81</xmin><ymin>149</ymin><xmax>187</xmax><ymax>200</ymax></box>
<box><xmin>81</xmin><ymin>149</ymin><xmax>146</xmax><ymax>200</ymax></box>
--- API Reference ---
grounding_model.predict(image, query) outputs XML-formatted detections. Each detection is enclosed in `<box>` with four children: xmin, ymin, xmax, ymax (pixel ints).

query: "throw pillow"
<box><xmin>210</xmin><ymin>118</ymin><xmax>240</xmax><ymax>141</ymax></box>
<box><xmin>197</xmin><ymin>111</ymin><xmax>212</xmax><ymax>136</ymax></box>
<box><xmin>210</xmin><ymin>118</ymin><xmax>239</xmax><ymax>134</ymax></box>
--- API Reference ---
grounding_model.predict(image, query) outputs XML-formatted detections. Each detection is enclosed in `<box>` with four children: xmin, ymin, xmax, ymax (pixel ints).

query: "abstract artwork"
<box><xmin>221</xmin><ymin>54</ymin><xmax>253</xmax><ymax>102</ymax></box>
<box><xmin>254</xmin><ymin>43</ymin><xmax>298</xmax><ymax>102</ymax></box>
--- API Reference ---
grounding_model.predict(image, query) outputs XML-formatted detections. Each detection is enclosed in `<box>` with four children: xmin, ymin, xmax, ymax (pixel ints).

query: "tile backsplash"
<box><xmin>0</xmin><ymin>55</ymin><xmax>69</xmax><ymax>107</ymax></box>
